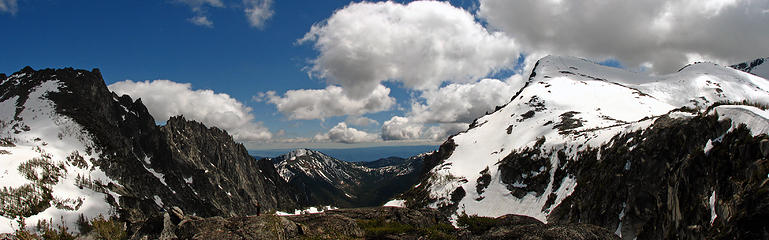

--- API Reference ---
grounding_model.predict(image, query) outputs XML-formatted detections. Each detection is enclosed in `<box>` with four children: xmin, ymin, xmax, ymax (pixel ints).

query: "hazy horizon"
<box><xmin>249</xmin><ymin>145</ymin><xmax>438</xmax><ymax>162</ymax></box>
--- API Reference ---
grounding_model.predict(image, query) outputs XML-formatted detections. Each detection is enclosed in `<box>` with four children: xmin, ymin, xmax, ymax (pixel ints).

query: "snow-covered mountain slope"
<box><xmin>402</xmin><ymin>56</ymin><xmax>769</xmax><ymax>239</ymax></box>
<box><xmin>0</xmin><ymin>67</ymin><xmax>306</xmax><ymax>235</ymax></box>
<box><xmin>732</xmin><ymin>57</ymin><xmax>769</xmax><ymax>80</ymax></box>
<box><xmin>271</xmin><ymin>149</ymin><xmax>424</xmax><ymax>207</ymax></box>
<box><xmin>0</xmin><ymin>70</ymin><xmax>119</xmax><ymax>233</ymax></box>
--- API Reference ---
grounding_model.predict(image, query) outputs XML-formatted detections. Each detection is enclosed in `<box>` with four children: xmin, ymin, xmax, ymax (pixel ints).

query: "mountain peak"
<box><xmin>0</xmin><ymin>67</ymin><xmax>307</xmax><ymax>233</ymax></box>
<box><xmin>400</xmin><ymin>53</ymin><xmax>769</xmax><ymax>238</ymax></box>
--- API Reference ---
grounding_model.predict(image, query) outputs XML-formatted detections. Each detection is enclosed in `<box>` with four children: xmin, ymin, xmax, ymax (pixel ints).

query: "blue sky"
<box><xmin>0</xmin><ymin>0</ymin><xmax>489</xmax><ymax>149</ymax></box>
<box><xmin>1</xmin><ymin>0</ymin><xmax>766</xmax><ymax>149</ymax></box>
<box><xmin>0</xmin><ymin>0</ymin><xmax>360</xmax><ymax>138</ymax></box>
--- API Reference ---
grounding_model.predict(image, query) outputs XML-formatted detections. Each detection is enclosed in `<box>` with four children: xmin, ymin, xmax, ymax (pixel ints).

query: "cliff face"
<box><xmin>543</xmin><ymin>112</ymin><xmax>769</xmax><ymax>239</ymax></box>
<box><xmin>157</xmin><ymin>116</ymin><xmax>304</xmax><ymax>217</ymax></box>
<box><xmin>0</xmin><ymin>67</ymin><xmax>305</xmax><ymax>233</ymax></box>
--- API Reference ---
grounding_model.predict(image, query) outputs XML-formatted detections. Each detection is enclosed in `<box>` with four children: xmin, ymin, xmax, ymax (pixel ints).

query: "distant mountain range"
<box><xmin>250</xmin><ymin>145</ymin><xmax>437</xmax><ymax>162</ymax></box>
<box><xmin>269</xmin><ymin>149</ymin><xmax>424</xmax><ymax>208</ymax></box>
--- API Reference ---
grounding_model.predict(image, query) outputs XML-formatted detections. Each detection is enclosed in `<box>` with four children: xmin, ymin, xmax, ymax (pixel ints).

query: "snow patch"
<box><xmin>275</xmin><ymin>206</ymin><xmax>337</xmax><ymax>216</ymax></box>
<box><xmin>153</xmin><ymin>195</ymin><xmax>164</xmax><ymax>207</ymax></box>
<box><xmin>712</xmin><ymin>105</ymin><xmax>769</xmax><ymax>136</ymax></box>
<box><xmin>383</xmin><ymin>199</ymin><xmax>406</xmax><ymax>207</ymax></box>
<box><xmin>704</xmin><ymin>140</ymin><xmax>714</xmax><ymax>154</ymax></box>
<box><xmin>709</xmin><ymin>190</ymin><xmax>717</xmax><ymax>225</ymax></box>
<box><xmin>0</xmin><ymin>80</ymin><xmax>120</xmax><ymax>233</ymax></box>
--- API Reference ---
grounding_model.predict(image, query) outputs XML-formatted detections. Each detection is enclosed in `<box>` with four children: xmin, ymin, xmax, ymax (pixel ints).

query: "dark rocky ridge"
<box><xmin>731</xmin><ymin>57</ymin><xmax>766</xmax><ymax>74</ymax></box>
<box><xmin>0</xmin><ymin>67</ymin><xmax>307</xmax><ymax>227</ymax></box>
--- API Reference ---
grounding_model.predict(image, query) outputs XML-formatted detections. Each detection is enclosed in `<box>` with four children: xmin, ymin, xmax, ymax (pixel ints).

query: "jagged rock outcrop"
<box><xmin>271</xmin><ymin>149</ymin><xmax>424</xmax><ymax>207</ymax></box>
<box><xmin>0</xmin><ymin>67</ymin><xmax>306</xmax><ymax>233</ymax></box>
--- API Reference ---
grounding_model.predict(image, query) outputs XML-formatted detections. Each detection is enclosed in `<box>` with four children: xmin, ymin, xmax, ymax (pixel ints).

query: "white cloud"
<box><xmin>381</xmin><ymin>116</ymin><xmax>422</xmax><ymax>141</ymax></box>
<box><xmin>244</xmin><ymin>0</ymin><xmax>273</xmax><ymax>28</ymax></box>
<box><xmin>378</xmin><ymin>77</ymin><xmax>523</xmax><ymax>141</ymax></box>
<box><xmin>299</xmin><ymin>1</ymin><xmax>520</xmax><ymax>99</ymax></box>
<box><xmin>478</xmin><ymin>0</ymin><xmax>769</xmax><ymax>73</ymax></box>
<box><xmin>345</xmin><ymin>115</ymin><xmax>378</xmax><ymax>127</ymax></box>
<box><xmin>188</xmin><ymin>15</ymin><xmax>214</xmax><ymax>27</ymax></box>
<box><xmin>176</xmin><ymin>0</ymin><xmax>224</xmax><ymax>10</ymax></box>
<box><xmin>314</xmin><ymin>122</ymin><xmax>379</xmax><ymax>144</ymax></box>
<box><xmin>108</xmin><ymin>80</ymin><xmax>272</xmax><ymax>141</ymax></box>
<box><xmin>263</xmin><ymin>84</ymin><xmax>395</xmax><ymax>120</ymax></box>
<box><xmin>0</xmin><ymin>0</ymin><xmax>17</xmax><ymax>14</ymax></box>
<box><xmin>410</xmin><ymin>78</ymin><xmax>523</xmax><ymax>124</ymax></box>
<box><xmin>424</xmin><ymin>123</ymin><xmax>468</xmax><ymax>141</ymax></box>
<box><xmin>175</xmin><ymin>0</ymin><xmax>274</xmax><ymax>28</ymax></box>
<box><xmin>176</xmin><ymin>0</ymin><xmax>224</xmax><ymax>27</ymax></box>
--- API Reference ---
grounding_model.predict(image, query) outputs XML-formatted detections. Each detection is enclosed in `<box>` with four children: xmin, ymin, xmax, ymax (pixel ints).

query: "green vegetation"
<box><xmin>6</xmin><ymin>215</ymin><xmax>126</xmax><ymax>240</ymax></box>
<box><xmin>456</xmin><ymin>213</ymin><xmax>498</xmax><ymax>235</ymax></box>
<box><xmin>66</xmin><ymin>151</ymin><xmax>88</xmax><ymax>169</ymax></box>
<box><xmin>17</xmin><ymin>156</ymin><xmax>64</xmax><ymax>185</ymax></box>
<box><xmin>36</xmin><ymin>219</ymin><xmax>76</xmax><ymax>240</ymax></box>
<box><xmin>89</xmin><ymin>216</ymin><xmax>127</xmax><ymax>240</ymax></box>
<box><xmin>11</xmin><ymin>217</ymin><xmax>76</xmax><ymax>240</ymax></box>
<box><xmin>357</xmin><ymin>218</ymin><xmax>456</xmax><ymax>240</ymax></box>
<box><xmin>0</xmin><ymin>184</ymin><xmax>52</xmax><ymax>218</ymax></box>
<box><xmin>1</xmin><ymin>150</ymin><xmax>68</xmax><ymax>218</ymax></box>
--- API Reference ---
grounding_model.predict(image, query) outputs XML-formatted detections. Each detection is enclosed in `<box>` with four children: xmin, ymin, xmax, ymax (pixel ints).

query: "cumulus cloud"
<box><xmin>424</xmin><ymin>123</ymin><xmax>468</xmax><ymax>141</ymax></box>
<box><xmin>410</xmin><ymin>78</ymin><xmax>523</xmax><ymax>124</ymax></box>
<box><xmin>263</xmin><ymin>85</ymin><xmax>395</xmax><ymax>120</ymax></box>
<box><xmin>381</xmin><ymin>117</ymin><xmax>423</xmax><ymax>141</ymax></box>
<box><xmin>108</xmin><ymin>80</ymin><xmax>272</xmax><ymax>141</ymax></box>
<box><xmin>478</xmin><ymin>0</ymin><xmax>769</xmax><ymax>73</ymax></box>
<box><xmin>379</xmin><ymin>77</ymin><xmax>523</xmax><ymax>141</ymax></box>
<box><xmin>244</xmin><ymin>0</ymin><xmax>273</xmax><ymax>28</ymax></box>
<box><xmin>299</xmin><ymin>1</ymin><xmax>519</xmax><ymax>99</ymax></box>
<box><xmin>314</xmin><ymin>122</ymin><xmax>379</xmax><ymax>143</ymax></box>
<box><xmin>188</xmin><ymin>15</ymin><xmax>214</xmax><ymax>27</ymax></box>
<box><xmin>0</xmin><ymin>0</ymin><xmax>18</xmax><ymax>14</ymax></box>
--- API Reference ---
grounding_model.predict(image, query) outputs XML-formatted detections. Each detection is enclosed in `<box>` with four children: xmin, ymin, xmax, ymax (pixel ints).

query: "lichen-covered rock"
<box><xmin>176</xmin><ymin>215</ymin><xmax>302</xmax><ymax>240</ymax></box>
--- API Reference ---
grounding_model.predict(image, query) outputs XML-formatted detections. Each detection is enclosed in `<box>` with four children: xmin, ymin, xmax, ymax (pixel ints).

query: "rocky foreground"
<box><xmin>128</xmin><ymin>206</ymin><xmax>617</xmax><ymax>240</ymax></box>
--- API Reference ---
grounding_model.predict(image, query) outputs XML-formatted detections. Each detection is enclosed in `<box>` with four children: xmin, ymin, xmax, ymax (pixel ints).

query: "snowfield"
<box><xmin>421</xmin><ymin>56</ymin><xmax>769</xmax><ymax>223</ymax></box>
<box><xmin>0</xmin><ymin>76</ymin><xmax>120</xmax><ymax>233</ymax></box>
